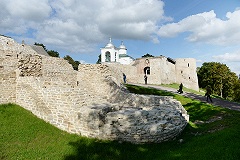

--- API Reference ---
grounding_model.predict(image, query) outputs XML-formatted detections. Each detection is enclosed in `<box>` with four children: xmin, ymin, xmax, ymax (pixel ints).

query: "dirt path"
<box><xmin>130</xmin><ymin>83</ymin><xmax>240</xmax><ymax>112</ymax></box>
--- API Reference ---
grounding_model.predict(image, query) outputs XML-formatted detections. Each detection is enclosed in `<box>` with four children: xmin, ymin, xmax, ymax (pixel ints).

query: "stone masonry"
<box><xmin>0</xmin><ymin>35</ymin><xmax>189</xmax><ymax>144</ymax></box>
<box><xmin>103</xmin><ymin>56</ymin><xmax>199</xmax><ymax>91</ymax></box>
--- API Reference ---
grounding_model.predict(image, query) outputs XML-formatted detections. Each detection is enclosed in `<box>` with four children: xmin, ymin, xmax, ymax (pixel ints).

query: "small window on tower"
<box><xmin>144</xmin><ymin>67</ymin><xmax>150</xmax><ymax>75</ymax></box>
<box><xmin>188</xmin><ymin>63</ymin><xmax>190</xmax><ymax>67</ymax></box>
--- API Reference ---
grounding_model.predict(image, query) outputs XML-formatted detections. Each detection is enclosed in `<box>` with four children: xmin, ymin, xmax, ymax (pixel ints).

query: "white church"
<box><xmin>101</xmin><ymin>38</ymin><xmax>134</xmax><ymax>65</ymax></box>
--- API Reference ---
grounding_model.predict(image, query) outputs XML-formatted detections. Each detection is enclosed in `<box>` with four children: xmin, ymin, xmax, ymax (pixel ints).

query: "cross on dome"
<box><xmin>119</xmin><ymin>41</ymin><xmax>126</xmax><ymax>49</ymax></box>
<box><xmin>105</xmin><ymin>37</ymin><xmax>114</xmax><ymax>48</ymax></box>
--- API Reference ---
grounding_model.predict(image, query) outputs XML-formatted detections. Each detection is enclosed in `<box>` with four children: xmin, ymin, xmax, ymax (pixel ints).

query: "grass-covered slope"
<box><xmin>1</xmin><ymin>84</ymin><xmax>240</xmax><ymax>159</ymax></box>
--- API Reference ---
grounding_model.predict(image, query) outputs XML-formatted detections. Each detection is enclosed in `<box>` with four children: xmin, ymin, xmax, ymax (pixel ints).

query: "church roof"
<box><xmin>119</xmin><ymin>41</ymin><xmax>126</xmax><ymax>49</ymax></box>
<box><xmin>104</xmin><ymin>38</ymin><xmax>127</xmax><ymax>50</ymax></box>
<box><xmin>30</xmin><ymin>45</ymin><xmax>49</xmax><ymax>56</ymax></box>
<box><xmin>105</xmin><ymin>37</ymin><xmax>114</xmax><ymax>48</ymax></box>
<box><xmin>119</xmin><ymin>54</ymin><xmax>134</xmax><ymax>60</ymax></box>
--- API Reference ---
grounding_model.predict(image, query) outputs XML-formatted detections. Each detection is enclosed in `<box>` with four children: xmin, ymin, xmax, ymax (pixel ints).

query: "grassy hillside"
<box><xmin>1</xmin><ymin>84</ymin><xmax>240</xmax><ymax>159</ymax></box>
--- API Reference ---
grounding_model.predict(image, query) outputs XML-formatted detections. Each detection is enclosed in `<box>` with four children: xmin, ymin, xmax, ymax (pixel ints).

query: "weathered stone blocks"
<box><xmin>77</xmin><ymin>93</ymin><xmax>188</xmax><ymax>144</ymax></box>
<box><xmin>18</xmin><ymin>53</ymin><xmax>42</xmax><ymax>76</ymax></box>
<box><xmin>0</xmin><ymin>35</ymin><xmax>189</xmax><ymax>144</ymax></box>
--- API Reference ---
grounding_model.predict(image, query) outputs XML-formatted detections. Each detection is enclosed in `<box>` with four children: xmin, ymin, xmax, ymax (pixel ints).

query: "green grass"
<box><xmin>160</xmin><ymin>83</ymin><xmax>205</xmax><ymax>95</ymax></box>
<box><xmin>1</xmin><ymin>84</ymin><xmax>240</xmax><ymax>159</ymax></box>
<box><xmin>160</xmin><ymin>83</ymin><xmax>240</xmax><ymax>103</ymax></box>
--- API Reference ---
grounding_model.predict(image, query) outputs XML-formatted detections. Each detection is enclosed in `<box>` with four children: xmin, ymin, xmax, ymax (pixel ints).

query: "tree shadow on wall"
<box><xmin>64</xmin><ymin>138</ymin><xmax>149</xmax><ymax>160</ymax></box>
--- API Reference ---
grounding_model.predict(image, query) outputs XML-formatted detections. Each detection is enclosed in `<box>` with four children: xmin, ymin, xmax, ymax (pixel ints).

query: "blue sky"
<box><xmin>1</xmin><ymin>0</ymin><xmax>240</xmax><ymax>75</ymax></box>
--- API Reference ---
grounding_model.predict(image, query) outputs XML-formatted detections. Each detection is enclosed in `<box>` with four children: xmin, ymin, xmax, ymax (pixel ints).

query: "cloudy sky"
<box><xmin>1</xmin><ymin>0</ymin><xmax>240</xmax><ymax>75</ymax></box>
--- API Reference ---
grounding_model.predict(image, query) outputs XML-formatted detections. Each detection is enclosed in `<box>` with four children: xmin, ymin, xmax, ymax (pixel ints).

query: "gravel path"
<box><xmin>130</xmin><ymin>83</ymin><xmax>240</xmax><ymax>112</ymax></box>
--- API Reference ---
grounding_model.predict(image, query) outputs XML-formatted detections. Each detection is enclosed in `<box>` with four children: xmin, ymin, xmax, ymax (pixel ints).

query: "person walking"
<box><xmin>205</xmin><ymin>86</ymin><xmax>213</xmax><ymax>103</ymax></box>
<box><xmin>123</xmin><ymin>73</ymin><xmax>126</xmax><ymax>83</ymax></box>
<box><xmin>144</xmin><ymin>74</ymin><xmax>148</xmax><ymax>84</ymax></box>
<box><xmin>177</xmin><ymin>83</ymin><xmax>183</xmax><ymax>94</ymax></box>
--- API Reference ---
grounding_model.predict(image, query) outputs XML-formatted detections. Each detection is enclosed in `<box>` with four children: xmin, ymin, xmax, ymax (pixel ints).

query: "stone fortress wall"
<box><xmin>0</xmin><ymin>35</ymin><xmax>189</xmax><ymax>144</ymax></box>
<box><xmin>105</xmin><ymin>56</ymin><xmax>199</xmax><ymax>91</ymax></box>
<box><xmin>175</xmin><ymin>58</ymin><xmax>199</xmax><ymax>91</ymax></box>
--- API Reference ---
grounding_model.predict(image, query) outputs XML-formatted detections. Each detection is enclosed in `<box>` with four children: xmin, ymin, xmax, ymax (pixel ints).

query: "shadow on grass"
<box><xmin>182</xmin><ymin>101</ymin><xmax>224</xmax><ymax>121</ymax></box>
<box><xmin>64</xmin><ymin>137</ymin><xmax>184</xmax><ymax>160</ymax></box>
<box><xmin>64</xmin><ymin>139</ymin><xmax>147</xmax><ymax>160</ymax></box>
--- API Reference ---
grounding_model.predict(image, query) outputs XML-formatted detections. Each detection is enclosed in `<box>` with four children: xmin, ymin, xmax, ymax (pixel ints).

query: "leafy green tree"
<box><xmin>142</xmin><ymin>53</ymin><xmax>154</xmax><ymax>58</ymax></box>
<box><xmin>197</xmin><ymin>62</ymin><xmax>238</xmax><ymax>99</ymax></box>
<box><xmin>196</xmin><ymin>67</ymin><xmax>200</xmax><ymax>73</ymax></box>
<box><xmin>232</xmin><ymin>79</ymin><xmax>240</xmax><ymax>102</ymax></box>
<box><xmin>34</xmin><ymin>42</ymin><xmax>80</xmax><ymax>70</ymax></box>
<box><xmin>47</xmin><ymin>50</ymin><xmax>60</xmax><ymax>57</ymax></box>
<box><xmin>63</xmin><ymin>55</ymin><xmax>80</xmax><ymax>70</ymax></box>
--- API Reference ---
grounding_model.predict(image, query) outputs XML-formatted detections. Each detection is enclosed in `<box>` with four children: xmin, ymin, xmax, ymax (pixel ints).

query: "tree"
<box><xmin>233</xmin><ymin>79</ymin><xmax>240</xmax><ymax>102</ymax></box>
<box><xmin>96</xmin><ymin>54</ymin><xmax>101</xmax><ymax>64</ymax></box>
<box><xmin>34</xmin><ymin>42</ymin><xmax>47</xmax><ymax>52</ymax></box>
<box><xmin>47</xmin><ymin>50</ymin><xmax>60</xmax><ymax>57</ymax></box>
<box><xmin>142</xmin><ymin>53</ymin><xmax>154</xmax><ymax>58</ymax></box>
<box><xmin>196</xmin><ymin>67</ymin><xmax>201</xmax><ymax>73</ymax></box>
<box><xmin>197</xmin><ymin>62</ymin><xmax>238</xmax><ymax>99</ymax></box>
<box><xmin>34</xmin><ymin>42</ymin><xmax>59</xmax><ymax>57</ymax></box>
<box><xmin>63</xmin><ymin>55</ymin><xmax>80</xmax><ymax>70</ymax></box>
<box><xmin>34</xmin><ymin>42</ymin><xmax>80</xmax><ymax>70</ymax></box>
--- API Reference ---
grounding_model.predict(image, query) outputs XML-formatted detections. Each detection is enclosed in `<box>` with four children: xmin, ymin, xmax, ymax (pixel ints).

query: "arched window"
<box><xmin>144</xmin><ymin>67</ymin><xmax>150</xmax><ymax>75</ymax></box>
<box><xmin>105</xmin><ymin>51</ymin><xmax>111</xmax><ymax>62</ymax></box>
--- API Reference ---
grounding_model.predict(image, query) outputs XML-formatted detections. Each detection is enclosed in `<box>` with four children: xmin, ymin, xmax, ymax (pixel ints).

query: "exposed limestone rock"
<box><xmin>78</xmin><ymin>100</ymin><xmax>188</xmax><ymax>144</ymax></box>
<box><xmin>18</xmin><ymin>53</ymin><xmax>42</xmax><ymax>77</ymax></box>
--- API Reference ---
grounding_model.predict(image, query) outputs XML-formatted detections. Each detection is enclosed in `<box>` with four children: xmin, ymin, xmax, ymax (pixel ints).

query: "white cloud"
<box><xmin>212</xmin><ymin>51</ymin><xmax>240</xmax><ymax>75</ymax></box>
<box><xmin>97</xmin><ymin>0</ymin><xmax>165</xmax><ymax>40</ymax></box>
<box><xmin>226</xmin><ymin>63</ymin><xmax>240</xmax><ymax>76</ymax></box>
<box><xmin>158</xmin><ymin>9</ymin><xmax>240</xmax><ymax>45</ymax></box>
<box><xmin>46</xmin><ymin>0</ymin><xmax>166</xmax><ymax>46</ymax></box>
<box><xmin>212</xmin><ymin>52</ymin><xmax>240</xmax><ymax>62</ymax></box>
<box><xmin>0</xmin><ymin>0</ymin><xmax>168</xmax><ymax>53</ymax></box>
<box><xmin>0</xmin><ymin>0</ymin><xmax>51</xmax><ymax>34</ymax></box>
<box><xmin>6</xmin><ymin>0</ymin><xmax>51</xmax><ymax>21</ymax></box>
<box><xmin>2</xmin><ymin>0</ymin><xmax>240</xmax><ymax>60</ymax></box>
